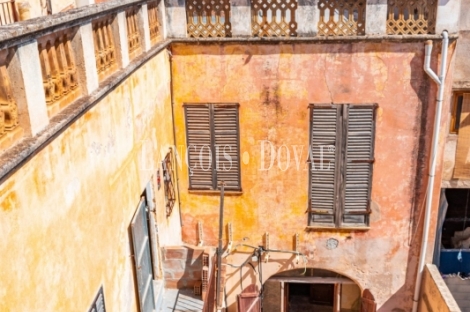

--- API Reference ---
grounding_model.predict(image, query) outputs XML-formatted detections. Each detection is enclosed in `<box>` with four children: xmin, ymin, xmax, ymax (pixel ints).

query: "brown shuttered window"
<box><xmin>309</xmin><ymin>104</ymin><xmax>376</xmax><ymax>228</ymax></box>
<box><xmin>184</xmin><ymin>104</ymin><xmax>241</xmax><ymax>191</ymax></box>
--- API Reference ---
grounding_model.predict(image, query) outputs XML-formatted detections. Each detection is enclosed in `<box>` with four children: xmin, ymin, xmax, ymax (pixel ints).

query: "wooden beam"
<box><xmin>268</xmin><ymin>276</ymin><xmax>355</xmax><ymax>285</ymax></box>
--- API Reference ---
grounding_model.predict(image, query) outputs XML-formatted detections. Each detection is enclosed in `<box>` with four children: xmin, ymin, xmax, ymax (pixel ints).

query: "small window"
<box><xmin>309</xmin><ymin>104</ymin><xmax>377</xmax><ymax>228</ymax></box>
<box><xmin>184</xmin><ymin>103</ymin><xmax>241</xmax><ymax>191</ymax></box>
<box><xmin>451</xmin><ymin>93</ymin><xmax>465</xmax><ymax>134</ymax></box>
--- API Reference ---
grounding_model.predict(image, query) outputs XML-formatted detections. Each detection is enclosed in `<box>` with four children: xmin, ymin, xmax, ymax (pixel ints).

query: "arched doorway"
<box><xmin>262</xmin><ymin>268</ymin><xmax>364</xmax><ymax>312</ymax></box>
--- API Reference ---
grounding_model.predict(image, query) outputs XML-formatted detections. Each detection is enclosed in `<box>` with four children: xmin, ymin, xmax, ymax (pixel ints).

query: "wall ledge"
<box><xmin>171</xmin><ymin>34</ymin><xmax>459</xmax><ymax>45</ymax></box>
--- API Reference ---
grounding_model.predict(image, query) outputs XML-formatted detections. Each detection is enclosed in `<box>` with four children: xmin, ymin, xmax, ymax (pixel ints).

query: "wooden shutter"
<box><xmin>213</xmin><ymin>104</ymin><xmax>241</xmax><ymax>190</ymax></box>
<box><xmin>185</xmin><ymin>105</ymin><xmax>214</xmax><ymax>189</ymax></box>
<box><xmin>237</xmin><ymin>284</ymin><xmax>261</xmax><ymax>312</ymax></box>
<box><xmin>454</xmin><ymin>94</ymin><xmax>470</xmax><ymax>179</ymax></box>
<box><xmin>342</xmin><ymin>105</ymin><xmax>376</xmax><ymax>226</ymax></box>
<box><xmin>309</xmin><ymin>105</ymin><xmax>341</xmax><ymax>225</ymax></box>
<box><xmin>360</xmin><ymin>289</ymin><xmax>377</xmax><ymax>312</ymax></box>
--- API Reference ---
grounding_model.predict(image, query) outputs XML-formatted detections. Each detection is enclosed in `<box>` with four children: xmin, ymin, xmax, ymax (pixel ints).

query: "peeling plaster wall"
<box><xmin>0</xmin><ymin>50</ymin><xmax>181</xmax><ymax>311</ymax></box>
<box><xmin>170</xmin><ymin>42</ymin><xmax>455</xmax><ymax>311</ymax></box>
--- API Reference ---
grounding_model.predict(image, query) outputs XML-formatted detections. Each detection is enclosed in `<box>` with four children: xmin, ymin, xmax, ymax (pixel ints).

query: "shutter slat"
<box><xmin>342</xmin><ymin>106</ymin><xmax>375</xmax><ymax>225</ymax></box>
<box><xmin>185</xmin><ymin>105</ymin><xmax>214</xmax><ymax>189</ymax></box>
<box><xmin>309</xmin><ymin>106</ymin><xmax>339</xmax><ymax>225</ymax></box>
<box><xmin>213</xmin><ymin>105</ymin><xmax>241</xmax><ymax>190</ymax></box>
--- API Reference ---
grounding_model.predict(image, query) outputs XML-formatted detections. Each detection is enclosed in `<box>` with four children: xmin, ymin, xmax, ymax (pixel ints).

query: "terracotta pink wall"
<box><xmin>171</xmin><ymin>41</ymin><xmax>455</xmax><ymax>310</ymax></box>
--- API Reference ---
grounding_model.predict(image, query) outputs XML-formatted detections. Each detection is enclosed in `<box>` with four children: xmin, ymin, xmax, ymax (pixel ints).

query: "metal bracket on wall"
<box><xmin>264</xmin><ymin>232</ymin><xmax>270</xmax><ymax>263</ymax></box>
<box><xmin>198</xmin><ymin>221</ymin><xmax>203</xmax><ymax>246</ymax></box>
<box><xmin>294</xmin><ymin>233</ymin><xmax>299</xmax><ymax>264</ymax></box>
<box><xmin>227</xmin><ymin>222</ymin><xmax>233</xmax><ymax>252</ymax></box>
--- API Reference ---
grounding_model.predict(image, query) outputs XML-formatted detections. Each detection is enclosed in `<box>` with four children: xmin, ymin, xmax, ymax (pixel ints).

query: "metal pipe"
<box><xmin>167</xmin><ymin>47</ymin><xmax>183</xmax><ymax>227</ymax></box>
<box><xmin>412</xmin><ymin>31</ymin><xmax>449</xmax><ymax>312</ymax></box>
<box><xmin>216</xmin><ymin>182</ymin><xmax>225</xmax><ymax>310</ymax></box>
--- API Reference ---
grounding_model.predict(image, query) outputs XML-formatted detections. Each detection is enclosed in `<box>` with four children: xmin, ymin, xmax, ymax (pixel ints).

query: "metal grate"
<box><xmin>251</xmin><ymin>0</ymin><xmax>298</xmax><ymax>37</ymax></box>
<box><xmin>317</xmin><ymin>0</ymin><xmax>366</xmax><ymax>36</ymax></box>
<box><xmin>0</xmin><ymin>0</ymin><xmax>17</xmax><ymax>26</ymax></box>
<box><xmin>38</xmin><ymin>29</ymin><xmax>80</xmax><ymax>117</ymax></box>
<box><xmin>147</xmin><ymin>1</ymin><xmax>162</xmax><ymax>44</ymax></box>
<box><xmin>386</xmin><ymin>0</ymin><xmax>437</xmax><ymax>35</ymax></box>
<box><xmin>186</xmin><ymin>0</ymin><xmax>231</xmax><ymax>38</ymax></box>
<box><xmin>126</xmin><ymin>7</ymin><xmax>141</xmax><ymax>58</ymax></box>
<box><xmin>92</xmin><ymin>15</ymin><xmax>117</xmax><ymax>81</ymax></box>
<box><xmin>163</xmin><ymin>150</ymin><xmax>176</xmax><ymax>217</ymax></box>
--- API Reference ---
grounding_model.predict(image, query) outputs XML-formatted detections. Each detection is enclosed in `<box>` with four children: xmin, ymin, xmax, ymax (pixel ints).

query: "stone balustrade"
<box><xmin>0</xmin><ymin>0</ymin><xmax>460</xmax><ymax>174</ymax></box>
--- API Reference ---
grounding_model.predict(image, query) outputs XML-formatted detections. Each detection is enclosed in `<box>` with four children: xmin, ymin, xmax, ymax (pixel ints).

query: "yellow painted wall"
<box><xmin>170</xmin><ymin>42</ymin><xmax>455</xmax><ymax>311</ymax></box>
<box><xmin>0</xmin><ymin>50</ymin><xmax>181</xmax><ymax>311</ymax></box>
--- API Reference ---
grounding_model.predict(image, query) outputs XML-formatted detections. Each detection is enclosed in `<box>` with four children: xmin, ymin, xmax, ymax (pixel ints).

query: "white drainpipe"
<box><xmin>412</xmin><ymin>31</ymin><xmax>449</xmax><ymax>312</ymax></box>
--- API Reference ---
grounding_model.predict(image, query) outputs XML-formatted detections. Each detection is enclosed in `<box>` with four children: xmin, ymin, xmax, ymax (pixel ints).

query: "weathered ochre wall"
<box><xmin>0</xmin><ymin>50</ymin><xmax>181</xmax><ymax>311</ymax></box>
<box><xmin>171</xmin><ymin>42</ymin><xmax>455</xmax><ymax>311</ymax></box>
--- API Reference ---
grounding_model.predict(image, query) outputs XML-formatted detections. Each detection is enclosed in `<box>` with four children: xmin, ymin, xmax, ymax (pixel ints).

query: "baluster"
<box><xmin>39</xmin><ymin>43</ymin><xmax>54</xmax><ymax>105</ymax></box>
<box><xmin>56</xmin><ymin>36</ymin><xmax>70</xmax><ymax>97</ymax></box>
<box><xmin>100</xmin><ymin>22</ymin><xmax>111</xmax><ymax>71</ymax></box>
<box><xmin>47</xmin><ymin>41</ymin><xmax>63</xmax><ymax>102</ymax></box>
<box><xmin>96</xmin><ymin>23</ymin><xmax>106</xmax><ymax>73</ymax></box>
<box><xmin>64</xmin><ymin>36</ymin><xmax>78</xmax><ymax>91</ymax></box>
<box><xmin>0</xmin><ymin>65</ymin><xmax>17</xmax><ymax>132</ymax></box>
<box><xmin>106</xmin><ymin>21</ymin><xmax>116</xmax><ymax>67</ymax></box>
<box><xmin>93</xmin><ymin>24</ymin><xmax>102</xmax><ymax>75</ymax></box>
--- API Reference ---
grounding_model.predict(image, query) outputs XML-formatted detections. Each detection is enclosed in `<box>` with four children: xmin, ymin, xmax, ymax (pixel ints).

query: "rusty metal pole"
<box><xmin>216</xmin><ymin>181</ymin><xmax>225</xmax><ymax>310</ymax></box>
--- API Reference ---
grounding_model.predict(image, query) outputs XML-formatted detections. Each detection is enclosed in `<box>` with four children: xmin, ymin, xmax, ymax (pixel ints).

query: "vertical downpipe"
<box><xmin>216</xmin><ymin>182</ymin><xmax>225</xmax><ymax>311</ymax></box>
<box><xmin>168</xmin><ymin>47</ymin><xmax>183</xmax><ymax>227</ymax></box>
<box><xmin>412</xmin><ymin>31</ymin><xmax>449</xmax><ymax>312</ymax></box>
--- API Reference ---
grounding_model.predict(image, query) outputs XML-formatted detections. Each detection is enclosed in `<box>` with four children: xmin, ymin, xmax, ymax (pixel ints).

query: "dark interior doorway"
<box><xmin>287</xmin><ymin>283</ymin><xmax>334</xmax><ymax>312</ymax></box>
<box><xmin>442</xmin><ymin>189</ymin><xmax>470</xmax><ymax>249</ymax></box>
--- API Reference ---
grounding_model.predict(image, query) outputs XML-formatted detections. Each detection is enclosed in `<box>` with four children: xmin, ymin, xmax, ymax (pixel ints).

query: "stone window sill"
<box><xmin>305</xmin><ymin>226</ymin><xmax>370</xmax><ymax>231</ymax></box>
<box><xmin>188</xmin><ymin>190</ymin><xmax>243</xmax><ymax>196</ymax></box>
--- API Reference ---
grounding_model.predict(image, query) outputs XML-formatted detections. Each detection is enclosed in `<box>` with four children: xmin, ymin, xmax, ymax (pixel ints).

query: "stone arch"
<box><xmin>261</xmin><ymin>267</ymin><xmax>371</xmax><ymax>312</ymax></box>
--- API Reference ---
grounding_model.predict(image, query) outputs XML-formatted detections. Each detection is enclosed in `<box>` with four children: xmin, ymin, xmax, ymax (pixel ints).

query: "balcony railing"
<box><xmin>93</xmin><ymin>14</ymin><xmax>118</xmax><ymax>81</ymax></box>
<box><xmin>387</xmin><ymin>0</ymin><xmax>437</xmax><ymax>35</ymax></box>
<box><xmin>317</xmin><ymin>0</ymin><xmax>366</xmax><ymax>36</ymax></box>
<box><xmin>251</xmin><ymin>0</ymin><xmax>297</xmax><ymax>37</ymax></box>
<box><xmin>0</xmin><ymin>0</ymin><xmax>17</xmax><ymax>26</ymax></box>
<box><xmin>186</xmin><ymin>0</ymin><xmax>231</xmax><ymax>38</ymax></box>
<box><xmin>0</xmin><ymin>0</ymin><xmax>165</xmax><ymax>154</ymax></box>
<box><xmin>38</xmin><ymin>29</ymin><xmax>80</xmax><ymax>117</ymax></box>
<box><xmin>0</xmin><ymin>0</ymin><xmax>451</xmax><ymax>159</ymax></box>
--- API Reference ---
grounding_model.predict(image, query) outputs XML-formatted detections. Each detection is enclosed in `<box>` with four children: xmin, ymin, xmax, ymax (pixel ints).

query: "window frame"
<box><xmin>451</xmin><ymin>92</ymin><xmax>466</xmax><ymax>134</ymax></box>
<box><xmin>308</xmin><ymin>103</ymin><xmax>377</xmax><ymax>229</ymax></box>
<box><xmin>183</xmin><ymin>103</ymin><xmax>242</xmax><ymax>192</ymax></box>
